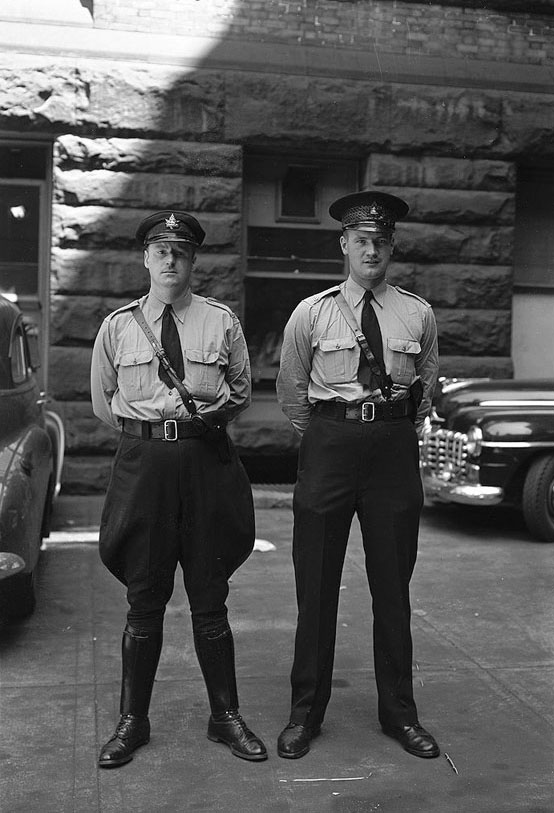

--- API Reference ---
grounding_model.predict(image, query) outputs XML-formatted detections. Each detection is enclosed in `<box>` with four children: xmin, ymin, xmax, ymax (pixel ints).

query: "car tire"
<box><xmin>522</xmin><ymin>455</ymin><xmax>554</xmax><ymax>544</ymax></box>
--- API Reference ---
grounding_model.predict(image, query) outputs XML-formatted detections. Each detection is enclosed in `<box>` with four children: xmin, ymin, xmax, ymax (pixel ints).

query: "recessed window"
<box><xmin>279</xmin><ymin>165</ymin><xmax>319</xmax><ymax>221</ymax></box>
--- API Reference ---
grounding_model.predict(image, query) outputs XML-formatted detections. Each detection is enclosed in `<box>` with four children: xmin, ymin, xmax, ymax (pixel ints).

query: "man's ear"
<box><xmin>143</xmin><ymin>248</ymin><xmax>149</xmax><ymax>270</ymax></box>
<box><xmin>340</xmin><ymin>235</ymin><xmax>348</xmax><ymax>255</ymax></box>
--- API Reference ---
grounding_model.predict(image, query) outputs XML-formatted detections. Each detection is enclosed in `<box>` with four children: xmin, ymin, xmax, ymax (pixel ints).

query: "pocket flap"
<box><xmin>118</xmin><ymin>349</ymin><xmax>153</xmax><ymax>366</ymax></box>
<box><xmin>185</xmin><ymin>348</ymin><xmax>219</xmax><ymax>365</ymax></box>
<box><xmin>319</xmin><ymin>337</ymin><xmax>357</xmax><ymax>352</ymax></box>
<box><xmin>388</xmin><ymin>337</ymin><xmax>421</xmax><ymax>354</ymax></box>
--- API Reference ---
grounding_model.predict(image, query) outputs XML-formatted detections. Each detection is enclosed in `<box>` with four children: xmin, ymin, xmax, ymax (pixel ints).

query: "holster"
<box><xmin>197</xmin><ymin>411</ymin><xmax>232</xmax><ymax>464</ymax></box>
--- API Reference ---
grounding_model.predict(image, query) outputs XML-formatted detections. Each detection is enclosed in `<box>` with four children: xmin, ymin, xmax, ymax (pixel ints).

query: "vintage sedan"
<box><xmin>420</xmin><ymin>377</ymin><xmax>554</xmax><ymax>544</ymax></box>
<box><xmin>0</xmin><ymin>295</ymin><xmax>64</xmax><ymax>617</ymax></box>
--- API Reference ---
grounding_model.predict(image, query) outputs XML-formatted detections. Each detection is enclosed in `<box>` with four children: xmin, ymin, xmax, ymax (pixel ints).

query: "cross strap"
<box><xmin>332</xmin><ymin>291</ymin><xmax>392</xmax><ymax>398</ymax></box>
<box><xmin>132</xmin><ymin>306</ymin><xmax>199</xmax><ymax>416</ymax></box>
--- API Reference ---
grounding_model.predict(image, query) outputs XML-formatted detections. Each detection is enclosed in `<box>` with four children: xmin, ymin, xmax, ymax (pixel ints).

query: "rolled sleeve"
<box><xmin>276</xmin><ymin>302</ymin><xmax>314</xmax><ymax>436</ymax></box>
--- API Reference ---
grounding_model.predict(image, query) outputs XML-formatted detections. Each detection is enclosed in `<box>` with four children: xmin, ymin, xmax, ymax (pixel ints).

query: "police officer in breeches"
<box><xmin>91</xmin><ymin>210</ymin><xmax>267</xmax><ymax>768</ymax></box>
<box><xmin>276</xmin><ymin>191</ymin><xmax>440</xmax><ymax>761</ymax></box>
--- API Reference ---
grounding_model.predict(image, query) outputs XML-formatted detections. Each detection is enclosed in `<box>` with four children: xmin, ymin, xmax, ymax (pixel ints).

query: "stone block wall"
<box><xmin>3</xmin><ymin>0</ymin><xmax>554</xmax><ymax>490</ymax></box>
<box><xmin>365</xmin><ymin>154</ymin><xmax>515</xmax><ymax>379</ymax></box>
<box><xmin>51</xmin><ymin>133</ymin><xmax>244</xmax><ymax>491</ymax></box>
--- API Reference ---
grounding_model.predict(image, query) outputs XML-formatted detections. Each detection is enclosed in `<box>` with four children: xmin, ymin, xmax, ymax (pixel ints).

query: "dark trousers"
<box><xmin>289</xmin><ymin>412</ymin><xmax>423</xmax><ymax>731</ymax></box>
<box><xmin>99</xmin><ymin>431</ymin><xmax>255</xmax><ymax>635</ymax></box>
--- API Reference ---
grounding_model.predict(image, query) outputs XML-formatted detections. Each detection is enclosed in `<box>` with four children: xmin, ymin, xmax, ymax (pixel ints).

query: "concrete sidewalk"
<box><xmin>1</xmin><ymin>497</ymin><xmax>553</xmax><ymax>813</ymax></box>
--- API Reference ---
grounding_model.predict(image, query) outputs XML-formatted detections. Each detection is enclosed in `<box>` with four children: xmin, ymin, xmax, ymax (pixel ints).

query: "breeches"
<box><xmin>99</xmin><ymin>431</ymin><xmax>255</xmax><ymax>633</ymax></box>
<box><xmin>290</xmin><ymin>412</ymin><xmax>423</xmax><ymax>729</ymax></box>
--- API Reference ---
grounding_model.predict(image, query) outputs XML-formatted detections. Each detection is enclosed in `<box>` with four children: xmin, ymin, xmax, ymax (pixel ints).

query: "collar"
<box><xmin>343</xmin><ymin>276</ymin><xmax>387</xmax><ymax>308</ymax></box>
<box><xmin>147</xmin><ymin>289</ymin><xmax>192</xmax><ymax>323</ymax></box>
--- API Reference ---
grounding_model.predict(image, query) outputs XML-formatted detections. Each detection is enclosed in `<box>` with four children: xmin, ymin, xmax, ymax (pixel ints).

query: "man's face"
<box><xmin>340</xmin><ymin>229</ymin><xmax>393</xmax><ymax>289</ymax></box>
<box><xmin>143</xmin><ymin>240</ymin><xmax>195</xmax><ymax>299</ymax></box>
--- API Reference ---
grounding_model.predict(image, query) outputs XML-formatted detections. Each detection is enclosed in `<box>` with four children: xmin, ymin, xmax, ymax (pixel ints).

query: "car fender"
<box><xmin>0</xmin><ymin>426</ymin><xmax>52</xmax><ymax>573</ymax></box>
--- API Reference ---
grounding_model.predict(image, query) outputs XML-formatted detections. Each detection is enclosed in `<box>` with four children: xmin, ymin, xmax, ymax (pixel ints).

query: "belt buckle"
<box><xmin>361</xmin><ymin>402</ymin><xmax>375</xmax><ymax>422</ymax></box>
<box><xmin>163</xmin><ymin>419</ymin><xmax>178</xmax><ymax>441</ymax></box>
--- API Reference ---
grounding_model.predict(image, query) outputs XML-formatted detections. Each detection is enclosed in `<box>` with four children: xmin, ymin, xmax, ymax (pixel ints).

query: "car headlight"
<box><xmin>466</xmin><ymin>425</ymin><xmax>483</xmax><ymax>457</ymax></box>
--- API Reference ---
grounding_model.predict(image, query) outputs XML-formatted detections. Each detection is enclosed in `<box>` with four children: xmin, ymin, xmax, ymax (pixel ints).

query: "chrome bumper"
<box><xmin>422</xmin><ymin>472</ymin><xmax>504</xmax><ymax>505</ymax></box>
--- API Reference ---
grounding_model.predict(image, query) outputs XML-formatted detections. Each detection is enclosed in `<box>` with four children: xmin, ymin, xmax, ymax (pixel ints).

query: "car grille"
<box><xmin>421</xmin><ymin>428</ymin><xmax>469</xmax><ymax>478</ymax></box>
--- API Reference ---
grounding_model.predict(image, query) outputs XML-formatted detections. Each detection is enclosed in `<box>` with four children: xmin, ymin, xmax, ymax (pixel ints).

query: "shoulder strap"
<box><xmin>132</xmin><ymin>306</ymin><xmax>198</xmax><ymax>416</ymax></box>
<box><xmin>333</xmin><ymin>292</ymin><xmax>383</xmax><ymax>381</ymax></box>
<box><xmin>333</xmin><ymin>291</ymin><xmax>393</xmax><ymax>399</ymax></box>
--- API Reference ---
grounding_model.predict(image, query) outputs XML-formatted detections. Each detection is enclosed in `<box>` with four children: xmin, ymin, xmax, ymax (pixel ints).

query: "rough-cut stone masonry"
<box><xmin>2</xmin><ymin>0</ymin><xmax>552</xmax><ymax>490</ymax></box>
<box><xmin>92</xmin><ymin>0</ymin><xmax>554</xmax><ymax>66</ymax></box>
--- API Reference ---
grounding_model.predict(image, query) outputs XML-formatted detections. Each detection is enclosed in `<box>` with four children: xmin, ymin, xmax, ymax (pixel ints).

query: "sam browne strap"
<box><xmin>131</xmin><ymin>306</ymin><xmax>199</xmax><ymax>417</ymax></box>
<box><xmin>332</xmin><ymin>291</ymin><xmax>392</xmax><ymax>399</ymax></box>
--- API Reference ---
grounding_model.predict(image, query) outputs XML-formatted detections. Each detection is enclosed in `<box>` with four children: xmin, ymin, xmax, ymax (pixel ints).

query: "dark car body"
<box><xmin>420</xmin><ymin>377</ymin><xmax>554</xmax><ymax>543</ymax></box>
<box><xmin>0</xmin><ymin>295</ymin><xmax>64</xmax><ymax>616</ymax></box>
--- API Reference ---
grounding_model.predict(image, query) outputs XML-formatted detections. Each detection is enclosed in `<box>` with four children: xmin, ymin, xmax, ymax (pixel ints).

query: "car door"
<box><xmin>0</xmin><ymin>315</ymin><xmax>52</xmax><ymax>575</ymax></box>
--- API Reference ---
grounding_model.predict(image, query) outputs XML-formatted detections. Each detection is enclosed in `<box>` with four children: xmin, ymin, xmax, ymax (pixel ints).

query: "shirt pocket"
<box><xmin>388</xmin><ymin>337</ymin><xmax>421</xmax><ymax>385</ymax></box>
<box><xmin>314</xmin><ymin>336</ymin><xmax>358</xmax><ymax>385</ymax></box>
<box><xmin>116</xmin><ymin>348</ymin><xmax>154</xmax><ymax>402</ymax></box>
<box><xmin>185</xmin><ymin>348</ymin><xmax>220</xmax><ymax>402</ymax></box>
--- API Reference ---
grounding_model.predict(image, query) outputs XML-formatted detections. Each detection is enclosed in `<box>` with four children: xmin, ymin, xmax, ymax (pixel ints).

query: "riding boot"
<box><xmin>194</xmin><ymin>626</ymin><xmax>267</xmax><ymax>761</ymax></box>
<box><xmin>98</xmin><ymin>624</ymin><xmax>163</xmax><ymax>768</ymax></box>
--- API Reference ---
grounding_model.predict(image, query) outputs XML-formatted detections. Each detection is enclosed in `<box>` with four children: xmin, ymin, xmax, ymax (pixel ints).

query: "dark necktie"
<box><xmin>158</xmin><ymin>304</ymin><xmax>184</xmax><ymax>387</ymax></box>
<box><xmin>359</xmin><ymin>290</ymin><xmax>385</xmax><ymax>389</ymax></box>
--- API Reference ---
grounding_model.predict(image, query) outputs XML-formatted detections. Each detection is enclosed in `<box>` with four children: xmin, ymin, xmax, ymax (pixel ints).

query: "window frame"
<box><xmin>9</xmin><ymin>322</ymin><xmax>30</xmax><ymax>387</ymax></box>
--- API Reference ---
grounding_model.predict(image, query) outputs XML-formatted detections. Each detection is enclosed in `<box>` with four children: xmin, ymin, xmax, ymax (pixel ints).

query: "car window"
<box><xmin>10</xmin><ymin>327</ymin><xmax>29</xmax><ymax>385</ymax></box>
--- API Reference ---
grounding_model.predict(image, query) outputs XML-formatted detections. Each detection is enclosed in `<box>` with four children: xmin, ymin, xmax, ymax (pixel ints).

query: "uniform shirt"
<box><xmin>91</xmin><ymin>290</ymin><xmax>251</xmax><ymax>431</ymax></box>
<box><xmin>277</xmin><ymin>275</ymin><xmax>439</xmax><ymax>436</ymax></box>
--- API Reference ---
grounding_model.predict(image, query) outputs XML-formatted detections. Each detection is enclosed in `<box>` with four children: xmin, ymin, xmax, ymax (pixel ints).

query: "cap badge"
<box><xmin>164</xmin><ymin>213</ymin><xmax>180</xmax><ymax>230</ymax></box>
<box><xmin>368</xmin><ymin>203</ymin><xmax>386</xmax><ymax>219</ymax></box>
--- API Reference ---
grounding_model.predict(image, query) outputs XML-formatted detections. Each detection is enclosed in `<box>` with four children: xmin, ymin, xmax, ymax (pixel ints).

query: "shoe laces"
<box><xmin>114</xmin><ymin>715</ymin><xmax>144</xmax><ymax>740</ymax></box>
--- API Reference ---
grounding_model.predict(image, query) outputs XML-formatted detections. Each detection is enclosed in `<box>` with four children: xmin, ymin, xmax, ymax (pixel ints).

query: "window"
<box><xmin>279</xmin><ymin>166</ymin><xmax>319</xmax><ymax>221</ymax></box>
<box><xmin>0</xmin><ymin>144</ymin><xmax>49</xmax><ymax>299</ymax></box>
<box><xmin>10</xmin><ymin>327</ymin><xmax>29</xmax><ymax>386</ymax></box>
<box><xmin>244</xmin><ymin>154</ymin><xmax>358</xmax><ymax>385</ymax></box>
<box><xmin>514</xmin><ymin>166</ymin><xmax>554</xmax><ymax>290</ymax></box>
<box><xmin>0</xmin><ymin>141</ymin><xmax>51</xmax><ymax>386</ymax></box>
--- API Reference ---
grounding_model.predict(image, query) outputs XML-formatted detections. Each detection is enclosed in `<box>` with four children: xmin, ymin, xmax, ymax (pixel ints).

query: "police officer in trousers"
<box><xmin>91</xmin><ymin>210</ymin><xmax>267</xmax><ymax>767</ymax></box>
<box><xmin>276</xmin><ymin>191</ymin><xmax>440</xmax><ymax>760</ymax></box>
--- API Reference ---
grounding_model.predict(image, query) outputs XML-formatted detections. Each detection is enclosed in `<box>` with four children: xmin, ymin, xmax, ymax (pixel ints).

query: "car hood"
<box><xmin>435</xmin><ymin>378</ymin><xmax>554</xmax><ymax>422</ymax></box>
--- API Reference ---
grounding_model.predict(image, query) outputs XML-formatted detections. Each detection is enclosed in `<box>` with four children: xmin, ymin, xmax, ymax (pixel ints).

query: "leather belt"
<box><xmin>122</xmin><ymin>414</ymin><xmax>225</xmax><ymax>441</ymax></box>
<box><xmin>314</xmin><ymin>400</ymin><xmax>414</xmax><ymax>423</ymax></box>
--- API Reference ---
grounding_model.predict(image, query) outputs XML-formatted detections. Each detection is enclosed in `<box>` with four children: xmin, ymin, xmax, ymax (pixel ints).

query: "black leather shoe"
<box><xmin>277</xmin><ymin>722</ymin><xmax>321</xmax><ymax>759</ymax></box>
<box><xmin>98</xmin><ymin>714</ymin><xmax>150</xmax><ymax>768</ymax></box>
<box><xmin>382</xmin><ymin>723</ymin><xmax>440</xmax><ymax>759</ymax></box>
<box><xmin>208</xmin><ymin>711</ymin><xmax>267</xmax><ymax>761</ymax></box>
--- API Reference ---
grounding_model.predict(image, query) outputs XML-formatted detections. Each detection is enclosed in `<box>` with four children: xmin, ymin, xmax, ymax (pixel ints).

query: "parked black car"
<box><xmin>0</xmin><ymin>295</ymin><xmax>64</xmax><ymax>617</ymax></box>
<box><xmin>420</xmin><ymin>377</ymin><xmax>554</xmax><ymax>544</ymax></box>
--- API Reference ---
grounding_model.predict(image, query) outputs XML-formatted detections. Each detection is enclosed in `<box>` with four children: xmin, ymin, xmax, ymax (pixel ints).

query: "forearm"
<box><xmin>90</xmin><ymin>323</ymin><xmax>120</xmax><ymax>431</ymax></box>
<box><xmin>277</xmin><ymin>303</ymin><xmax>313</xmax><ymax>435</ymax></box>
<box><xmin>415</xmin><ymin>309</ymin><xmax>439</xmax><ymax>431</ymax></box>
<box><xmin>224</xmin><ymin>319</ymin><xmax>252</xmax><ymax>421</ymax></box>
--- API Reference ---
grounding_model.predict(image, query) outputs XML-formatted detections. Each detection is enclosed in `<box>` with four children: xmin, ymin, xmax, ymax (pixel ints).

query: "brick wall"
<box><xmin>92</xmin><ymin>0</ymin><xmax>554</xmax><ymax>66</ymax></box>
